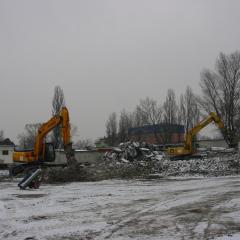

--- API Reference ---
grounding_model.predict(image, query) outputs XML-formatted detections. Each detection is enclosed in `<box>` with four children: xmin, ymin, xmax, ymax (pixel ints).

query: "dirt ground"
<box><xmin>1</xmin><ymin>172</ymin><xmax>240</xmax><ymax>240</ymax></box>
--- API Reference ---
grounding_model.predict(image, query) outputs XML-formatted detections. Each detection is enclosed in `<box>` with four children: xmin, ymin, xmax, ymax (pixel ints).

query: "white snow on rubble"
<box><xmin>101</xmin><ymin>142</ymin><xmax>240</xmax><ymax>178</ymax></box>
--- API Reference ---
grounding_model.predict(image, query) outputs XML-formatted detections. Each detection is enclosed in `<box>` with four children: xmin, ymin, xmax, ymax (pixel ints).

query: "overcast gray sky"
<box><xmin>0</xmin><ymin>0</ymin><xmax>240</xmax><ymax>143</ymax></box>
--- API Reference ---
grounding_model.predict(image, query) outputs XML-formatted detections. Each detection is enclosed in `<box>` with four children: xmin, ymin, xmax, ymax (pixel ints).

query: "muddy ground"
<box><xmin>1</xmin><ymin>172</ymin><xmax>240</xmax><ymax>240</ymax></box>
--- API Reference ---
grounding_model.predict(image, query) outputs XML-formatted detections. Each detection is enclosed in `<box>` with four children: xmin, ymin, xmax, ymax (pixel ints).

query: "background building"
<box><xmin>0</xmin><ymin>138</ymin><xmax>15</xmax><ymax>166</ymax></box>
<box><xmin>128</xmin><ymin>124</ymin><xmax>184</xmax><ymax>144</ymax></box>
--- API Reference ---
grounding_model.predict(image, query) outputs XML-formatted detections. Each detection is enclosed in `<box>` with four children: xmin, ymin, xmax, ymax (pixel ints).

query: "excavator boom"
<box><xmin>167</xmin><ymin>112</ymin><xmax>224</xmax><ymax>157</ymax></box>
<box><xmin>13</xmin><ymin>107</ymin><xmax>72</xmax><ymax>163</ymax></box>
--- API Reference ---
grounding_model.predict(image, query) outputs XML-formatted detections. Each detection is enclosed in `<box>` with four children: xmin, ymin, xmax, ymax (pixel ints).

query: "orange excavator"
<box><xmin>167</xmin><ymin>112</ymin><xmax>225</xmax><ymax>158</ymax></box>
<box><xmin>12</xmin><ymin>107</ymin><xmax>76</xmax><ymax>189</ymax></box>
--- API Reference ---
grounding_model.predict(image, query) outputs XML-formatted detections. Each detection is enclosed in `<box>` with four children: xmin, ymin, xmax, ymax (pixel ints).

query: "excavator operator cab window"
<box><xmin>44</xmin><ymin>143</ymin><xmax>55</xmax><ymax>162</ymax></box>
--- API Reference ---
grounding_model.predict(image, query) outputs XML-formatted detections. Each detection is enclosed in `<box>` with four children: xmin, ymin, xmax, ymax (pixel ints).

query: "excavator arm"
<box><xmin>13</xmin><ymin>107</ymin><xmax>72</xmax><ymax>163</ymax></box>
<box><xmin>184</xmin><ymin>112</ymin><xmax>224</xmax><ymax>151</ymax></box>
<box><xmin>167</xmin><ymin>112</ymin><xmax>224</xmax><ymax>157</ymax></box>
<box><xmin>34</xmin><ymin>107</ymin><xmax>71</xmax><ymax>161</ymax></box>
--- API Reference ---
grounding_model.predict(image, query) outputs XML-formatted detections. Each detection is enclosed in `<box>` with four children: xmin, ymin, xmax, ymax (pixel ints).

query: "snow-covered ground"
<box><xmin>1</xmin><ymin>173</ymin><xmax>240</xmax><ymax>240</ymax></box>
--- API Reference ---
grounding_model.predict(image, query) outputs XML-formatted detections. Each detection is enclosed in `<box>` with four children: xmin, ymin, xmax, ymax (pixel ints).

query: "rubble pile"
<box><xmin>98</xmin><ymin>142</ymin><xmax>164</xmax><ymax>179</ymax></box>
<box><xmin>44</xmin><ymin>166</ymin><xmax>91</xmax><ymax>183</ymax></box>
<box><xmin>98</xmin><ymin>142</ymin><xmax>240</xmax><ymax>178</ymax></box>
<box><xmin>104</xmin><ymin>141</ymin><xmax>165</xmax><ymax>162</ymax></box>
<box><xmin>85</xmin><ymin>142</ymin><xmax>162</xmax><ymax>179</ymax></box>
<box><xmin>161</xmin><ymin>154</ymin><xmax>240</xmax><ymax>176</ymax></box>
<box><xmin>44</xmin><ymin>142</ymin><xmax>240</xmax><ymax>182</ymax></box>
<box><xmin>44</xmin><ymin>142</ymin><xmax>165</xmax><ymax>182</ymax></box>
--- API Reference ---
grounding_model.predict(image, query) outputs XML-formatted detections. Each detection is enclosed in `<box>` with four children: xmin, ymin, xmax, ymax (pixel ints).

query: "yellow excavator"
<box><xmin>12</xmin><ymin>106</ymin><xmax>76</xmax><ymax>189</ymax></box>
<box><xmin>167</xmin><ymin>112</ymin><xmax>224</xmax><ymax>158</ymax></box>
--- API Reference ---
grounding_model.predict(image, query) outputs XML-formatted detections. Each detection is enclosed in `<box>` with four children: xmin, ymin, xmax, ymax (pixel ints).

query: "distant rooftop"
<box><xmin>128</xmin><ymin>124</ymin><xmax>184</xmax><ymax>135</ymax></box>
<box><xmin>0</xmin><ymin>138</ymin><xmax>14</xmax><ymax>146</ymax></box>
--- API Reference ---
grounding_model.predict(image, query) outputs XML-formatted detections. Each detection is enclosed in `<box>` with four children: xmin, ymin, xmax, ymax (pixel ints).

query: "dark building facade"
<box><xmin>128</xmin><ymin>124</ymin><xmax>184</xmax><ymax>144</ymax></box>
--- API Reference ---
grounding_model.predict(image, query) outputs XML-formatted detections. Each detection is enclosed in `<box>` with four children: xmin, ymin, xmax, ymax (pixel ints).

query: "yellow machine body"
<box><xmin>167</xmin><ymin>112</ymin><xmax>224</xmax><ymax>157</ymax></box>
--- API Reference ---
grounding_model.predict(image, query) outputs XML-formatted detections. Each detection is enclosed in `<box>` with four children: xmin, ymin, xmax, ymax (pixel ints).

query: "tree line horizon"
<box><xmin>1</xmin><ymin>51</ymin><xmax>240</xmax><ymax>149</ymax></box>
<box><xmin>105</xmin><ymin>51</ymin><xmax>240</xmax><ymax>148</ymax></box>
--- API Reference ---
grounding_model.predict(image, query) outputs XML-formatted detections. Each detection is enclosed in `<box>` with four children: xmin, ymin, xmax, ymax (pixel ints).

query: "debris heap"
<box><xmin>99</xmin><ymin>142</ymin><xmax>240</xmax><ymax>178</ymax></box>
<box><xmin>104</xmin><ymin>141</ymin><xmax>165</xmax><ymax>162</ymax></box>
<box><xmin>45</xmin><ymin>142</ymin><xmax>165</xmax><ymax>182</ymax></box>
<box><xmin>44</xmin><ymin>142</ymin><xmax>240</xmax><ymax>182</ymax></box>
<box><xmin>161</xmin><ymin>154</ymin><xmax>240</xmax><ymax>177</ymax></box>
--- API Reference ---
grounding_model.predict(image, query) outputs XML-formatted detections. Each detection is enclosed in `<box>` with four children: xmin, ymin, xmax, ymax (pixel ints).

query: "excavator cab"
<box><xmin>43</xmin><ymin>143</ymin><xmax>55</xmax><ymax>162</ymax></box>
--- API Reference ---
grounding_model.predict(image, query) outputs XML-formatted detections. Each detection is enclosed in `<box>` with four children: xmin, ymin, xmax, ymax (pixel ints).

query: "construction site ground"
<box><xmin>1</xmin><ymin>170</ymin><xmax>240</xmax><ymax>240</ymax></box>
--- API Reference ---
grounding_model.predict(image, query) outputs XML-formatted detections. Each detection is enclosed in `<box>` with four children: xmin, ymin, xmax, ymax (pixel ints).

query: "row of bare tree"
<box><xmin>2</xmin><ymin>51</ymin><xmax>240</xmax><ymax>149</ymax></box>
<box><xmin>105</xmin><ymin>51</ymin><xmax>240</xmax><ymax>147</ymax></box>
<box><xmin>106</xmin><ymin>86</ymin><xmax>200</xmax><ymax>146</ymax></box>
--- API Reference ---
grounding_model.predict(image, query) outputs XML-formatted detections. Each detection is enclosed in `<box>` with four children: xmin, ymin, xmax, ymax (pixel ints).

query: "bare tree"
<box><xmin>136</xmin><ymin>97</ymin><xmax>162</xmax><ymax>125</ymax></box>
<box><xmin>135</xmin><ymin>97</ymin><xmax>162</xmax><ymax>143</ymax></box>
<box><xmin>105</xmin><ymin>112</ymin><xmax>118</xmax><ymax>146</ymax></box>
<box><xmin>52</xmin><ymin>86</ymin><xmax>65</xmax><ymax>148</ymax></box>
<box><xmin>131</xmin><ymin>109</ymin><xmax>143</xmax><ymax>128</ymax></box>
<box><xmin>200</xmin><ymin>51</ymin><xmax>240</xmax><ymax>147</ymax></box>
<box><xmin>118</xmin><ymin>109</ymin><xmax>133</xmax><ymax>142</ymax></box>
<box><xmin>162</xmin><ymin>89</ymin><xmax>178</xmax><ymax>143</ymax></box>
<box><xmin>163</xmin><ymin>89</ymin><xmax>178</xmax><ymax>124</ymax></box>
<box><xmin>0</xmin><ymin>130</ymin><xmax>4</xmax><ymax>141</ymax></box>
<box><xmin>75</xmin><ymin>138</ymin><xmax>95</xmax><ymax>149</ymax></box>
<box><xmin>17</xmin><ymin>123</ymin><xmax>41</xmax><ymax>149</ymax></box>
<box><xmin>70</xmin><ymin>124</ymin><xmax>78</xmax><ymax>139</ymax></box>
<box><xmin>178</xmin><ymin>86</ymin><xmax>200</xmax><ymax>133</ymax></box>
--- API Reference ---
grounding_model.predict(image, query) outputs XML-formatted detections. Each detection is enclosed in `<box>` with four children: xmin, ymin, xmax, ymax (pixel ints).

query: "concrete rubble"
<box><xmin>100</xmin><ymin>142</ymin><xmax>240</xmax><ymax>179</ymax></box>
<box><xmin>104</xmin><ymin>141</ymin><xmax>165</xmax><ymax>163</ymax></box>
<box><xmin>26</xmin><ymin>141</ymin><xmax>239</xmax><ymax>183</ymax></box>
